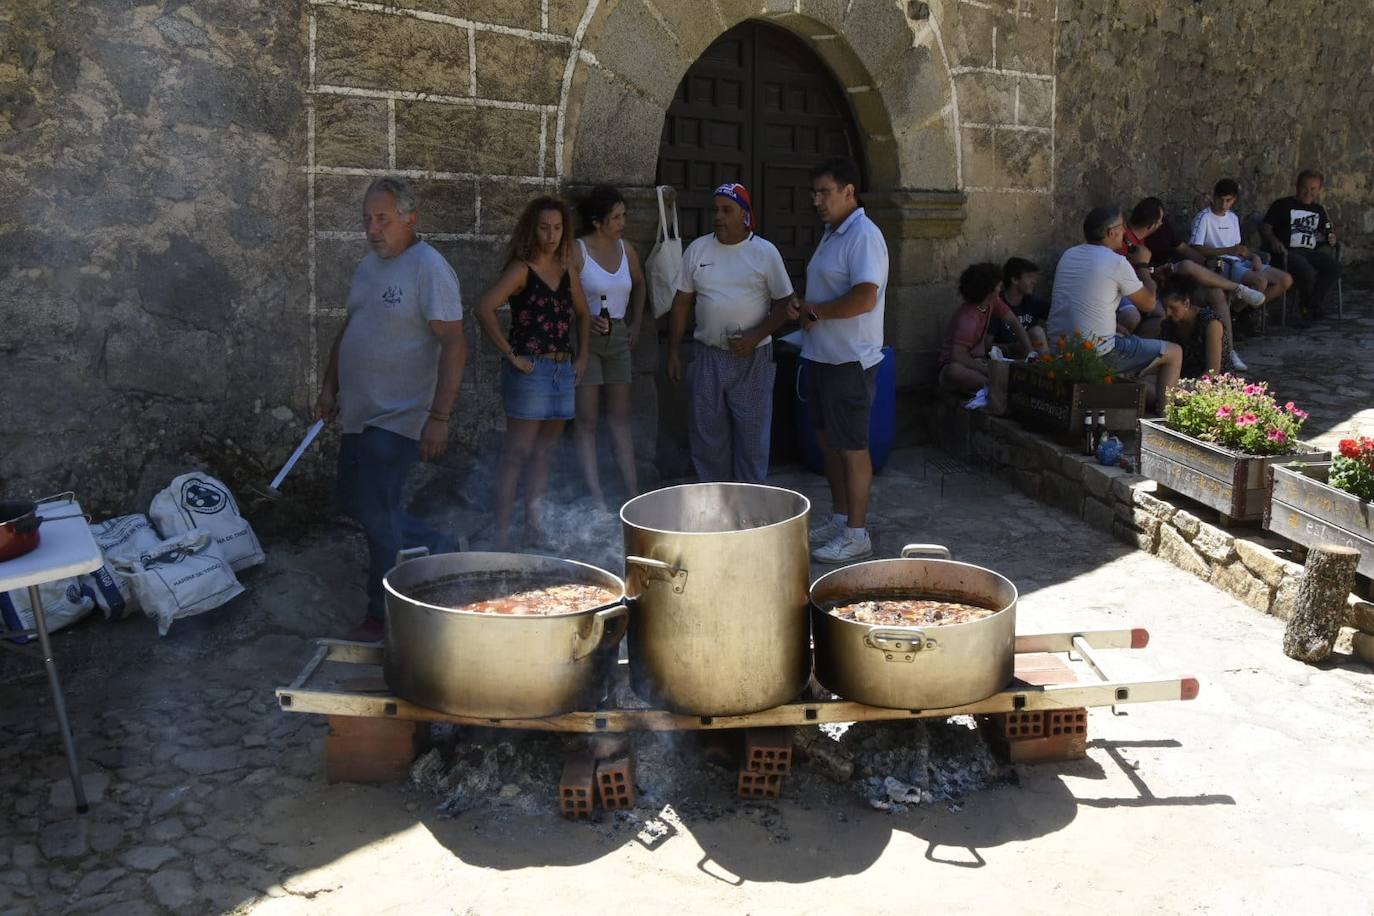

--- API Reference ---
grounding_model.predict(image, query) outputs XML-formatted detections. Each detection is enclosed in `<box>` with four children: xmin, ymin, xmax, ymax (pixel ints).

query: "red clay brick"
<box><xmin>595</xmin><ymin>754</ymin><xmax>637</xmax><ymax>810</ymax></box>
<box><xmin>326</xmin><ymin>755</ymin><xmax>414</xmax><ymax>785</ymax></box>
<box><xmin>560</xmin><ymin>753</ymin><xmax>596</xmax><ymax>819</ymax></box>
<box><xmin>737</xmin><ymin>768</ymin><xmax>784</xmax><ymax>799</ymax></box>
<box><xmin>998</xmin><ymin>731</ymin><xmax>1087</xmax><ymax>764</ymax></box>
<box><xmin>1044</xmin><ymin>707</ymin><xmax>1088</xmax><ymax>736</ymax></box>
<box><xmin>995</xmin><ymin>710</ymin><xmax>1045</xmax><ymax>739</ymax></box>
<box><xmin>743</xmin><ymin>727</ymin><xmax>793</xmax><ymax>775</ymax></box>
<box><xmin>324</xmin><ymin>716</ymin><xmax>426</xmax><ymax>784</ymax></box>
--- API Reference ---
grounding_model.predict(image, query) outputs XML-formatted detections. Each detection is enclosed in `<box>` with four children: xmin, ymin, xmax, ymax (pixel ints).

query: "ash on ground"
<box><xmin>409</xmin><ymin>715</ymin><xmax>1011</xmax><ymax>824</ymax></box>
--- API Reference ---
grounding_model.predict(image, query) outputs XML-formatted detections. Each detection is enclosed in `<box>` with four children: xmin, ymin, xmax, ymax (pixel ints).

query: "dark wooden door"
<box><xmin>656</xmin><ymin>21</ymin><xmax>863</xmax><ymax>293</ymax></box>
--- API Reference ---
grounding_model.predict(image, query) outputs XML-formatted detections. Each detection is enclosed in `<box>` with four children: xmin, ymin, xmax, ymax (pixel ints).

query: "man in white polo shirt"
<box><xmin>795</xmin><ymin>157</ymin><xmax>889</xmax><ymax>564</ymax></box>
<box><xmin>666</xmin><ymin>183</ymin><xmax>796</xmax><ymax>483</ymax></box>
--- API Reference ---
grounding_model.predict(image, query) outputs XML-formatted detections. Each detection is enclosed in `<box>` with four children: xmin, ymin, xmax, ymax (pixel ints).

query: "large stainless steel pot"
<box><xmin>810</xmin><ymin>544</ymin><xmax>1017</xmax><ymax>710</ymax></box>
<box><xmin>383</xmin><ymin>549</ymin><xmax>628</xmax><ymax>718</ymax></box>
<box><xmin>621</xmin><ymin>483</ymin><xmax>811</xmax><ymax>716</ymax></box>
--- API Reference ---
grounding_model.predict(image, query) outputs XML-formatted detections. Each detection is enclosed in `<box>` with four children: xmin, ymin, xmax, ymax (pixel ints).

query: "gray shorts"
<box><xmin>1102</xmin><ymin>335</ymin><xmax>1168</xmax><ymax>376</ymax></box>
<box><xmin>807</xmin><ymin>360</ymin><xmax>877</xmax><ymax>451</ymax></box>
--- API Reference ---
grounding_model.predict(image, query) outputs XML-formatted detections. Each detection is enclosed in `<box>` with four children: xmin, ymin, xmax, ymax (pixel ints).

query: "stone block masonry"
<box><xmin>927</xmin><ymin>394</ymin><xmax>1360</xmax><ymax>625</ymax></box>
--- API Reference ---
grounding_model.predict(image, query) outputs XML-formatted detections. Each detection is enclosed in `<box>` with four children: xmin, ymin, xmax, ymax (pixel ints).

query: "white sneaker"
<box><xmin>1235</xmin><ymin>285</ymin><xmax>1266</xmax><ymax>308</ymax></box>
<box><xmin>1230</xmin><ymin>350</ymin><xmax>1248</xmax><ymax>371</ymax></box>
<box><xmin>809</xmin><ymin>515</ymin><xmax>845</xmax><ymax>543</ymax></box>
<box><xmin>811</xmin><ymin>529</ymin><xmax>874</xmax><ymax>564</ymax></box>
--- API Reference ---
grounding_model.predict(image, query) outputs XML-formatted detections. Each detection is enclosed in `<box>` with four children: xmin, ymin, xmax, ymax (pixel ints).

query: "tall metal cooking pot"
<box><xmin>621</xmin><ymin>483</ymin><xmax>811</xmax><ymax>716</ymax></box>
<box><xmin>383</xmin><ymin>549</ymin><xmax>628</xmax><ymax>718</ymax></box>
<box><xmin>810</xmin><ymin>545</ymin><xmax>1017</xmax><ymax>710</ymax></box>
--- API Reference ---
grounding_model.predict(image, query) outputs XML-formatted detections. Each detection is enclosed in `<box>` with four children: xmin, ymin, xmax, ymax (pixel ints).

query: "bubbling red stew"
<box><xmin>827</xmin><ymin>596</ymin><xmax>997</xmax><ymax>627</ymax></box>
<box><xmin>410</xmin><ymin>574</ymin><xmax>619</xmax><ymax>616</ymax></box>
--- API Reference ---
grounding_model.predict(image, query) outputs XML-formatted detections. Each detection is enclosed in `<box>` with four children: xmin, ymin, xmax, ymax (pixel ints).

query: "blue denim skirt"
<box><xmin>502</xmin><ymin>356</ymin><xmax>576</xmax><ymax>420</ymax></box>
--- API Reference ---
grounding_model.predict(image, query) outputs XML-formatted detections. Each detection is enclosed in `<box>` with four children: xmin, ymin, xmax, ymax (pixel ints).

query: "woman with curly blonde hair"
<box><xmin>475</xmin><ymin>196</ymin><xmax>591</xmax><ymax>547</ymax></box>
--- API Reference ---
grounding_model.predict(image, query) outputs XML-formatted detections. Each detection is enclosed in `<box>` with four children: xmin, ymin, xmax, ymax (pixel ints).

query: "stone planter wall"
<box><xmin>928</xmin><ymin>396</ymin><xmax>1373</xmax><ymax>635</ymax></box>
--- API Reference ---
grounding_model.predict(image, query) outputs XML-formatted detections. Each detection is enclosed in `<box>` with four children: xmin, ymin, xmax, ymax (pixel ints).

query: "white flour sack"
<box><xmin>1</xmin><ymin>580</ymin><xmax>95</xmax><ymax>642</ymax></box>
<box><xmin>82</xmin><ymin>514</ymin><xmax>163</xmax><ymax>619</ymax></box>
<box><xmin>150</xmin><ymin>473</ymin><xmax>264</xmax><ymax>572</ymax></box>
<box><xmin>107</xmin><ymin>530</ymin><xmax>244</xmax><ymax>636</ymax></box>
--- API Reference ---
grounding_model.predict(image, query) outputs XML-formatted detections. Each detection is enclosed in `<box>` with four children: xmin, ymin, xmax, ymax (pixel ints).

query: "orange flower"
<box><xmin>1083</xmin><ymin>340</ymin><xmax>1095</xmax><ymax>350</ymax></box>
<box><xmin>1104</xmin><ymin>375</ymin><xmax>1114</xmax><ymax>384</ymax></box>
<box><xmin>1040</xmin><ymin>353</ymin><xmax>1053</xmax><ymax>363</ymax></box>
<box><xmin>1047</xmin><ymin>371</ymin><xmax>1056</xmax><ymax>379</ymax></box>
<box><xmin>1064</xmin><ymin>352</ymin><xmax>1075</xmax><ymax>360</ymax></box>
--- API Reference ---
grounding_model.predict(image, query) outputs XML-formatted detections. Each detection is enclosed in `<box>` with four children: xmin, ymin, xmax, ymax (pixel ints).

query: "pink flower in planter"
<box><xmin>1244</xmin><ymin>384</ymin><xmax>1264</xmax><ymax>395</ymax></box>
<box><xmin>1268</xmin><ymin>428</ymin><xmax>1289</xmax><ymax>444</ymax></box>
<box><xmin>1216</xmin><ymin>405</ymin><xmax>1234</xmax><ymax>419</ymax></box>
<box><xmin>1294</xmin><ymin>409</ymin><xmax>1309</xmax><ymax>421</ymax></box>
<box><xmin>1236</xmin><ymin>412</ymin><xmax>1258</xmax><ymax>427</ymax></box>
<box><xmin>1284</xmin><ymin>401</ymin><xmax>1296</xmax><ymax>412</ymax></box>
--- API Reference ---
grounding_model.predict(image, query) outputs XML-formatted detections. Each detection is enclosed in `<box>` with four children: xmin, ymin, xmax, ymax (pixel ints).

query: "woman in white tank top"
<box><xmin>572</xmin><ymin>186</ymin><xmax>647</xmax><ymax>506</ymax></box>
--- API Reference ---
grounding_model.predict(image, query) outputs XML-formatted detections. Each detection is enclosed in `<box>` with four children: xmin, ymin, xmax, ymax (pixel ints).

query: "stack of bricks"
<box><xmin>325</xmin><ymin>715</ymin><xmax>428</xmax><ymax>784</ymax></box>
<box><xmin>737</xmin><ymin>727</ymin><xmax>792</xmax><ymax>799</ymax></box>
<box><xmin>559</xmin><ymin>749</ymin><xmax>638</xmax><ymax>819</ymax></box>
<box><xmin>979</xmin><ymin>653</ymin><xmax>1089</xmax><ymax>764</ymax></box>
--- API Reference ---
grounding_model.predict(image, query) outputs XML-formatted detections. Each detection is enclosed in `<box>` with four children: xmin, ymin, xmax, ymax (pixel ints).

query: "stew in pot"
<box><xmin>409</xmin><ymin>573</ymin><xmax>618</xmax><ymax>616</ymax></box>
<box><xmin>827</xmin><ymin>596</ymin><xmax>996</xmax><ymax>627</ymax></box>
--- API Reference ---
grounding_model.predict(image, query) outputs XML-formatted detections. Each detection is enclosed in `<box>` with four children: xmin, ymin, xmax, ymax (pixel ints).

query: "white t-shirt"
<box><xmin>1189</xmin><ymin>208</ymin><xmax>1243</xmax><ymax>251</ymax></box>
<box><xmin>801</xmin><ymin>207</ymin><xmax>888</xmax><ymax>369</ymax></box>
<box><xmin>577</xmin><ymin>238</ymin><xmax>632</xmax><ymax>320</ymax></box>
<box><xmin>1045</xmin><ymin>243</ymin><xmax>1142</xmax><ymax>354</ymax></box>
<box><xmin>677</xmin><ymin>233</ymin><xmax>793</xmax><ymax>349</ymax></box>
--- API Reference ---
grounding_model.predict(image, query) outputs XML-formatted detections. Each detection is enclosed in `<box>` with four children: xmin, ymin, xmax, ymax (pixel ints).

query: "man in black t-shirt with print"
<box><xmin>1261</xmin><ymin>170</ymin><xmax>1341</xmax><ymax>322</ymax></box>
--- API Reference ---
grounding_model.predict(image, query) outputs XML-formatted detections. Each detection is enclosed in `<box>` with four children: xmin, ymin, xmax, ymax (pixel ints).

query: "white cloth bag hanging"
<box><xmin>645</xmin><ymin>185</ymin><xmax>683</xmax><ymax>319</ymax></box>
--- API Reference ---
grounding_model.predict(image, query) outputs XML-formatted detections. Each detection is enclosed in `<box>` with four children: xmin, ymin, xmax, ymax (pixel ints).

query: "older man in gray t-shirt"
<box><xmin>314</xmin><ymin>177</ymin><xmax>467</xmax><ymax>639</ymax></box>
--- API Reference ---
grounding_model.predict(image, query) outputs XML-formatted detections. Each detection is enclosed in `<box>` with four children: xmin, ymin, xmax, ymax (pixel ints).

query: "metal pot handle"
<box><xmin>624</xmin><ymin>555</ymin><xmax>688</xmax><ymax>594</ymax></box>
<box><xmin>572</xmin><ymin>604</ymin><xmax>630</xmax><ymax>660</ymax></box>
<box><xmin>900</xmin><ymin>543</ymin><xmax>952</xmax><ymax>560</ymax></box>
<box><xmin>394</xmin><ymin>546</ymin><xmax>430</xmax><ymax>566</ymax></box>
<box><xmin>864</xmin><ymin>627</ymin><xmax>938</xmax><ymax>663</ymax></box>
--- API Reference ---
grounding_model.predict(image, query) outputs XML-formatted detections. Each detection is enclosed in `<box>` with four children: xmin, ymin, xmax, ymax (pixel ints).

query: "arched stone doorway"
<box><xmin>655</xmin><ymin>20</ymin><xmax>865</xmax><ymax>289</ymax></box>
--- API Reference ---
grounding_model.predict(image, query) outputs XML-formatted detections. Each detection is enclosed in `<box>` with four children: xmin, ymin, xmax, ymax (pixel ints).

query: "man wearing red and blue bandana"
<box><xmin>666</xmin><ymin>183</ymin><xmax>796</xmax><ymax>482</ymax></box>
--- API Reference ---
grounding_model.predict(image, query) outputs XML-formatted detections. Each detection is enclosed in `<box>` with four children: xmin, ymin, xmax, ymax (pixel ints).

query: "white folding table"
<box><xmin>0</xmin><ymin>495</ymin><xmax>102</xmax><ymax>813</ymax></box>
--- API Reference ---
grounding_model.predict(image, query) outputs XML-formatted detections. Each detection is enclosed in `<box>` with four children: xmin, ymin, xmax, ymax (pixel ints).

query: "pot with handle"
<box><xmin>0</xmin><ymin>494</ymin><xmax>87</xmax><ymax>562</ymax></box>
<box><xmin>622</xmin><ymin>482</ymin><xmax>811</xmax><ymax>716</ymax></box>
<box><xmin>383</xmin><ymin>548</ymin><xmax>629</xmax><ymax>718</ymax></box>
<box><xmin>809</xmin><ymin>544</ymin><xmax>1017</xmax><ymax>710</ymax></box>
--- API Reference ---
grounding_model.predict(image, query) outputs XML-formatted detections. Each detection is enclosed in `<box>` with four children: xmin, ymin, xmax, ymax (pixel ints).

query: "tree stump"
<box><xmin>1283</xmin><ymin>544</ymin><xmax>1360</xmax><ymax>663</ymax></box>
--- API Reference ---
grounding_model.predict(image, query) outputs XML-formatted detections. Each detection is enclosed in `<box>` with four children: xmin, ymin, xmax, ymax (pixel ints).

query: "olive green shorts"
<box><xmin>578</xmin><ymin>319</ymin><xmax>633</xmax><ymax>387</ymax></box>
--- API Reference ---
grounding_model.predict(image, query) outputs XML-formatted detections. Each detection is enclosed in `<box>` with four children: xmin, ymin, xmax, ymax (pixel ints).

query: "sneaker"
<box><xmin>1235</xmin><ymin>284</ymin><xmax>1266</xmax><ymax>307</ymax></box>
<box><xmin>811</xmin><ymin>529</ymin><xmax>874</xmax><ymax>564</ymax></box>
<box><xmin>1230</xmin><ymin>350</ymin><xmax>1248</xmax><ymax>371</ymax></box>
<box><xmin>809</xmin><ymin>515</ymin><xmax>845</xmax><ymax>543</ymax></box>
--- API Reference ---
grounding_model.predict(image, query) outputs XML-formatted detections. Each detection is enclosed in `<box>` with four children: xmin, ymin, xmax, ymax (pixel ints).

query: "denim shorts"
<box><xmin>502</xmin><ymin>355</ymin><xmax>575</xmax><ymax>420</ymax></box>
<box><xmin>1102</xmin><ymin>335</ymin><xmax>1168</xmax><ymax>376</ymax></box>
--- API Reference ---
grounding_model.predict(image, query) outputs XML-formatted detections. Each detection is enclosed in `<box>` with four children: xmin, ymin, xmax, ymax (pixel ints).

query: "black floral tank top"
<box><xmin>508</xmin><ymin>264</ymin><xmax>573</xmax><ymax>356</ymax></box>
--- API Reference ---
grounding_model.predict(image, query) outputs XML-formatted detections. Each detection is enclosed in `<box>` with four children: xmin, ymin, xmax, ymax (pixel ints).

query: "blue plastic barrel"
<box><xmin>794</xmin><ymin>345</ymin><xmax>896</xmax><ymax>474</ymax></box>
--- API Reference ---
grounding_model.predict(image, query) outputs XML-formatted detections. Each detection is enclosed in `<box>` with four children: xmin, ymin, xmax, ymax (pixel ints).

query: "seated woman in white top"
<box><xmin>572</xmin><ymin>186</ymin><xmax>647</xmax><ymax>507</ymax></box>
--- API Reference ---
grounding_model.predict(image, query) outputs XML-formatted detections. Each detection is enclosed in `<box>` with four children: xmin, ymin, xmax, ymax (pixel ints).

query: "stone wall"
<box><xmin>4</xmin><ymin>0</ymin><xmax>1374</xmax><ymax>511</ymax></box>
<box><xmin>1053</xmin><ymin>1</ymin><xmax>1374</xmax><ymax>261</ymax></box>
<box><xmin>928</xmin><ymin>395</ymin><xmax>1374</xmax><ymax>634</ymax></box>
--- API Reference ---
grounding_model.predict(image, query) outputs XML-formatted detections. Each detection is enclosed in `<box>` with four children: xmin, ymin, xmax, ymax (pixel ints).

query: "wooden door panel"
<box><xmin>657</xmin><ymin>21</ymin><xmax>863</xmax><ymax>292</ymax></box>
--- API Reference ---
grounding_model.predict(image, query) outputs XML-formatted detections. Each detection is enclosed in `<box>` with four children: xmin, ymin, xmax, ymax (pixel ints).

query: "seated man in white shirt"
<box><xmin>1190</xmin><ymin>178</ymin><xmax>1293</xmax><ymax>307</ymax></box>
<box><xmin>666</xmin><ymin>183</ymin><xmax>796</xmax><ymax>483</ymax></box>
<box><xmin>1046</xmin><ymin>206</ymin><xmax>1182</xmax><ymax>410</ymax></box>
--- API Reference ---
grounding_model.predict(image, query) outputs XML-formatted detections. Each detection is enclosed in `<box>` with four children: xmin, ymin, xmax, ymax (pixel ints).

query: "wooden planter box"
<box><xmin>1266</xmin><ymin>462</ymin><xmax>1374</xmax><ymax>579</ymax></box>
<box><xmin>1137</xmin><ymin>418</ymin><xmax>1330</xmax><ymax>524</ymax></box>
<box><xmin>1008</xmin><ymin>364</ymin><xmax>1147</xmax><ymax>446</ymax></box>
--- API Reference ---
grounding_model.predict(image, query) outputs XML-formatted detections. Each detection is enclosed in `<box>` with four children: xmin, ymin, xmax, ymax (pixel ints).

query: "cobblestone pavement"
<box><xmin>1235</xmin><ymin>285</ymin><xmax>1374</xmax><ymax>451</ymax></box>
<box><xmin>0</xmin><ymin>288</ymin><xmax>1368</xmax><ymax>916</ymax></box>
<box><xmin>2</xmin><ymin>438</ymin><xmax>1372</xmax><ymax>915</ymax></box>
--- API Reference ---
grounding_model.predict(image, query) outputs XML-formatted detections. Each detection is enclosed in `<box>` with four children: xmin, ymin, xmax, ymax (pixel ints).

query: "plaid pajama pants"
<box><xmin>686</xmin><ymin>342</ymin><xmax>775</xmax><ymax>484</ymax></box>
